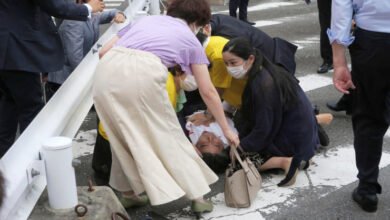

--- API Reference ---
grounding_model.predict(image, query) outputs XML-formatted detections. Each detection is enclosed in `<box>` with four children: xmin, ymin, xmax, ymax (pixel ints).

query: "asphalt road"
<box><xmin>70</xmin><ymin>0</ymin><xmax>390</xmax><ymax>219</ymax></box>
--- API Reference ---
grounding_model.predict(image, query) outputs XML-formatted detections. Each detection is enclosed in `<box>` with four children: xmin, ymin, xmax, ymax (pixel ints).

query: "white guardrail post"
<box><xmin>42</xmin><ymin>137</ymin><xmax>77</xmax><ymax>210</ymax></box>
<box><xmin>0</xmin><ymin>0</ymin><xmax>149</xmax><ymax>219</ymax></box>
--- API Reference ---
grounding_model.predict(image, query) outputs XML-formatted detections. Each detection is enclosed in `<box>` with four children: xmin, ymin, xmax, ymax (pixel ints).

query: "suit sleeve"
<box><xmin>60</xmin><ymin>21</ymin><xmax>85</xmax><ymax>71</ymax></box>
<box><xmin>35</xmin><ymin>0</ymin><xmax>89</xmax><ymax>21</ymax></box>
<box><xmin>99</xmin><ymin>10</ymin><xmax>118</xmax><ymax>24</ymax></box>
<box><xmin>240</xmin><ymin>75</ymin><xmax>281</xmax><ymax>152</ymax></box>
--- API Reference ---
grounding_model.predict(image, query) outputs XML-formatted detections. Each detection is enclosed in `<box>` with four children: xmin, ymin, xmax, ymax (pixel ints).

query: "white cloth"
<box><xmin>186</xmin><ymin>111</ymin><xmax>238</xmax><ymax>148</ymax></box>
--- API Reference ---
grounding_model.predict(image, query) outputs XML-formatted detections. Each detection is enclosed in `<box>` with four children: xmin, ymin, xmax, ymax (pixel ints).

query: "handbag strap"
<box><xmin>231</xmin><ymin>146</ymin><xmax>249</xmax><ymax>173</ymax></box>
<box><xmin>231</xmin><ymin>146</ymin><xmax>261</xmax><ymax>181</ymax></box>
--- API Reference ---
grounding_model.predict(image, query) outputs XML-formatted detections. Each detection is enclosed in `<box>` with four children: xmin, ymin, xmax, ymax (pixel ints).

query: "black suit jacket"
<box><xmin>0</xmin><ymin>0</ymin><xmax>89</xmax><ymax>73</ymax></box>
<box><xmin>210</xmin><ymin>14</ymin><xmax>298</xmax><ymax>74</ymax></box>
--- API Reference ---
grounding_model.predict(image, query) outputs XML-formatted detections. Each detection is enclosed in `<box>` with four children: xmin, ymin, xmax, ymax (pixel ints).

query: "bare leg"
<box><xmin>316</xmin><ymin>113</ymin><xmax>333</xmax><ymax>125</ymax></box>
<box><xmin>259</xmin><ymin>157</ymin><xmax>300</xmax><ymax>187</ymax></box>
<box><xmin>258</xmin><ymin>157</ymin><xmax>292</xmax><ymax>173</ymax></box>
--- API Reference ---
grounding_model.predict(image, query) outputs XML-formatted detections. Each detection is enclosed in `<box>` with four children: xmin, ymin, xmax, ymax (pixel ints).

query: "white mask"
<box><xmin>203</xmin><ymin>36</ymin><xmax>211</xmax><ymax>49</ymax></box>
<box><xmin>227</xmin><ymin>63</ymin><xmax>248</xmax><ymax>79</ymax></box>
<box><xmin>189</xmin><ymin>23</ymin><xmax>201</xmax><ymax>34</ymax></box>
<box><xmin>180</xmin><ymin>74</ymin><xmax>198</xmax><ymax>91</ymax></box>
<box><xmin>194</xmin><ymin>26</ymin><xmax>201</xmax><ymax>35</ymax></box>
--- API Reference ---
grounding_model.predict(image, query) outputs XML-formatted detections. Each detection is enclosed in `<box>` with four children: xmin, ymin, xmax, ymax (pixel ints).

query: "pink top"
<box><xmin>116</xmin><ymin>15</ymin><xmax>209</xmax><ymax>74</ymax></box>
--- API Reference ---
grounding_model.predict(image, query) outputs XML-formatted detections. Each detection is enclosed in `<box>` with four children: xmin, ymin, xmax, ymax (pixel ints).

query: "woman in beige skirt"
<box><xmin>93</xmin><ymin>0</ymin><xmax>239</xmax><ymax>215</ymax></box>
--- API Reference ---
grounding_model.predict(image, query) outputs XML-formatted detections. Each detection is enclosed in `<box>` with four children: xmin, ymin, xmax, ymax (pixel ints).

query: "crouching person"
<box><xmin>222</xmin><ymin>38</ymin><xmax>320</xmax><ymax>186</ymax></box>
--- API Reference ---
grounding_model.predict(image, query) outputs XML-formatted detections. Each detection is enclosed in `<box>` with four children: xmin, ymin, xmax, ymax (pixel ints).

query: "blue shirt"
<box><xmin>327</xmin><ymin>0</ymin><xmax>390</xmax><ymax>46</ymax></box>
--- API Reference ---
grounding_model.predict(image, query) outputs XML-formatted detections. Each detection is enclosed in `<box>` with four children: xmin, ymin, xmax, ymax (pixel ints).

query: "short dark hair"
<box><xmin>167</xmin><ymin>0</ymin><xmax>211</xmax><ymax>26</ymax></box>
<box><xmin>196</xmin><ymin>31</ymin><xmax>208</xmax><ymax>45</ymax></box>
<box><xmin>202</xmin><ymin>149</ymin><xmax>230</xmax><ymax>174</ymax></box>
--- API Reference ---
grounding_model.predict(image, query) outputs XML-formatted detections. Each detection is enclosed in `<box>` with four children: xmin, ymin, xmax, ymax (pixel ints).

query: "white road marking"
<box><xmin>216</xmin><ymin>2</ymin><xmax>298</xmax><ymax>14</ymax></box>
<box><xmin>254</xmin><ymin>20</ymin><xmax>282</xmax><ymax>27</ymax></box>
<box><xmin>293</xmin><ymin>36</ymin><xmax>320</xmax><ymax>50</ymax></box>
<box><xmin>254</xmin><ymin>12</ymin><xmax>317</xmax><ymax>28</ymax></box>
<box><xmin>247</xmin><ymin>2</ymin><xmax>298</xmax><ymax>12</ymax></box>
<box><xmin>297</xmin><ymin>74</ymin><xmax>333</xmax><ymax>92</ymax></box>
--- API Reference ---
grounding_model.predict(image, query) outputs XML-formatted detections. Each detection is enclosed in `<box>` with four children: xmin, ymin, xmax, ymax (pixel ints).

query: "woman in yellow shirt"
<box><xmin>197</xmin><ymin>27</ymin><xmax>332</xmax><ymax>135</ymax></box>
<box><xmin>198</xmin><ymin>29</ymin><xmax>246</xmax><ymax>110</ymax></box>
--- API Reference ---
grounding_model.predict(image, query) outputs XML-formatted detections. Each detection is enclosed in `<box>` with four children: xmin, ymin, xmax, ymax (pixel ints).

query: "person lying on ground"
<box><xmin>186</xmin><ymin>110</ymin><xmax>333</xmax><ymax>186</ymax></box>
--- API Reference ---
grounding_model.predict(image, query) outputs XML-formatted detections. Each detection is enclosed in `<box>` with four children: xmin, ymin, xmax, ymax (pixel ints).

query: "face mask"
<box><xmin>227</xmin><ymin>63</ymin><xmax>248</xmax><ymax>79</ymax></box>
<box><xmin>194</xmin><ymin>26</ymin><xmax>201</xmax><ymax>35</ymax></box>
<box><xmin>180</xmin><ymin>74</ymin><xmax>198</xmax><ymax>91</ymax></box>
<box><xmin>203</xmin><ymin>36</ymin><xmax>211</xmax><ymax>49</ymax></box>
<box><xmin>189</xmin><ymin>23</ymin><xmax>201</xmax><ymax>34</ymax></box>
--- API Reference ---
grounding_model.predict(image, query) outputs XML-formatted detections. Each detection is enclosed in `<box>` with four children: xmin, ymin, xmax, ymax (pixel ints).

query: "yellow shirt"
<box><xmin>166</xmin><ymin>72</ymin><xmax>177</xmax><ymax>107</ymax></box>
<box><xmin>205</xmin><ymin>36</ymin><xmax>247</xmax><ymax>108</ymax></box>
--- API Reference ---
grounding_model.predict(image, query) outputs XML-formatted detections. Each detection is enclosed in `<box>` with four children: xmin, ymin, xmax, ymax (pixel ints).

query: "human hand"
<box><xmin>113</xmin><ymin>12</ymin><xmax>126</xmax><ymax>23</ymax></box>
<box><xmin>229</xmin><ymin>144</ymin><xmax>243</xmax><ymax>162</ymax></box>
<box><xmin>333</xmin><ymin>64</ymin><xmax>355</xmax><ymax>94</ymax></box>
<box><xmin>99</xmin><ymin>36</ymin><xmax>119</xmax><ymax>59</ymax></box>
<box><xmin>224</xmin><ymin>129</ymin><xmax>240</xmax><ymax>148</ymax></box>
<box><xmin>88</xmin><ymin>0</ymin><xmax>105</xmax><ymax>13</ymax></box>
<box><xmin>188</xmin><ymin>111</ymin><xmax>214</xmax><ymax>126</ymax></box>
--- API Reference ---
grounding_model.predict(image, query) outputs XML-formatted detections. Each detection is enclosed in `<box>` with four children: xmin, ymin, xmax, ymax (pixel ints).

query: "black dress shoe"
<box><xmin>317</xmin><ymin>62</ymin><xmax>333</xmax><ymax>74</ymax></box>
<box><xmin>352</xmin><ymin>188</ymin><xmax>378</xmax><ymax>212</ymax></box>
<box><xmin>326</xmin><ymin>101</ymin><xmax>347</xmax><ymax>112</ymax></box>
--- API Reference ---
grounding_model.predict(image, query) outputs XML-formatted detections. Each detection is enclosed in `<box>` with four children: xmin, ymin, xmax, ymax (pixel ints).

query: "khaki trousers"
<box><xmin>92</xmin><ymin>47</ymin><xmax>218</xmax><ymax>205</ymax></box>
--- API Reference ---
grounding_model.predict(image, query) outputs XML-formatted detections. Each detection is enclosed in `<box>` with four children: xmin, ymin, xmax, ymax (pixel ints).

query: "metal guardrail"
<box><xmin>0</xmin><ymin>0</ymin><xmax>149</xmax><ymax>219</ymax></box>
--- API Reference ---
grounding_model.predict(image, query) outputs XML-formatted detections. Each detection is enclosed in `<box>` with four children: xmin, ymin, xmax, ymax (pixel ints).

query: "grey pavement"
<box><xmin>48</xmin><ymin>0</ymin><xmax>390</xmax><ymax>219</ymax></box>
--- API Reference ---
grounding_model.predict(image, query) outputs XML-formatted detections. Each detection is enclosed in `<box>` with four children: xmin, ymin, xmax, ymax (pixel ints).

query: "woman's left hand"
<box><xmin>113</xmin><ymin>12</ymin><xmax>126</xmax><ymax>23</ymax></box>
<box><xmin>224</xmin><ymin>129</ymin><xmax>240</xmax><ymax>147</ymax></box>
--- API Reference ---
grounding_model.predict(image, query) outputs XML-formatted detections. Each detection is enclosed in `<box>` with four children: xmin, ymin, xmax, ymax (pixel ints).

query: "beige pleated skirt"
<box><xmin>92</xmin><ymin>47</ymin><xmax>218</xmax><ymax>205</ymax></box>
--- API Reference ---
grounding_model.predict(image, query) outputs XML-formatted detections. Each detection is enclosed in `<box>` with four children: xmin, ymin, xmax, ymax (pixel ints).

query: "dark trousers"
<box><xmin>350</xmin><ymin>28</ymin><xmax>390</xmax><ymax>195</ymax></box>
<box><xmin>92</xmin><ymin>116</ymin><xmax>111</xmax><ymax>184</ymax></box>
<box><xmin>317</xmin><ymin>0</ymin><xmax>332</xmax><ymax>63</ymax></box>
<box><xmin>0</xmin><ymin>70</ymin><xmax>44</xmax><ymax>157</ymax></box>
<box><xmin>229</xmin><ymin>0</ymin><xmax>250</xmax><ymax>21</ymax></box>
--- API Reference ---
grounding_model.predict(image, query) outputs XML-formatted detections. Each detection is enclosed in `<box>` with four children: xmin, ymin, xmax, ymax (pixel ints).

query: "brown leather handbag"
<box><xmin>224</xmin><ymin>147</ymin><xmax>262</xmax><ymax>208</ymax></box>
